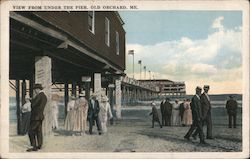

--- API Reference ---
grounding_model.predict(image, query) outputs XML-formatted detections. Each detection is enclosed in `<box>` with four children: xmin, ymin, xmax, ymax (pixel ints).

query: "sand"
<box><xmin>9</xmin><ymin>106</ymin><xmax>242</xmax><ymax>152</ymax></box>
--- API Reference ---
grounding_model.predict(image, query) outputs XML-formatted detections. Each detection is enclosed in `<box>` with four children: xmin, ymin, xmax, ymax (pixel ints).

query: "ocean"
<box><xmin>9</xmin><ymin>95</ymin><xmax>242</xmax><ymax>123</ymax></box>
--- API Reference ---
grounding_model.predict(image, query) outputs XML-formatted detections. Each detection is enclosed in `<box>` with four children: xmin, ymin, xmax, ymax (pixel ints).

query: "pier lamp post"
<box><xmin>128</xmin><ymin>50</ymin><xmax>135</xmax><ymax>79</ymax></box>
<box><xmin>143</xmin><ymin>66</ymin><xmax>146</xmax><ymax>79</ymax></box>
<box><xmin>138</xmin><ymin>60</ymin><xmax>142</xmax><ymax>80</ymax></box>
<box><xmin>149</xmin><ymin>70</ymin><xmax>151</xmax><ymax>80</ymax></box>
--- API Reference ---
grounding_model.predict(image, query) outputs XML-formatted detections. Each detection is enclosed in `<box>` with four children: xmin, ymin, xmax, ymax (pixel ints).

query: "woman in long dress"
<box><xmin>64</xmin><ymin>96</ymin><xmax>76</xmax><ymax>132</ymax></box>
<box><xmin>99</xmin><ymin>95</ymin><xmax>113</xmax><ymax>133</ymax></box>
<box><xmin>73</xmin><ymin>92</ymin><xmax>88</xmax><ymax>135</ymax></box>
<box><xmin>21</xmin><ymin>94</ymin><xmax>31</xmax><ymax>135</ymax></box>
<box><xmin>172</xmin><ymin>99</ymin><xmax>180</xmax><ymax>126</ymax></box>
<box><xmin>182</xmin><ymin>99</ymin><xmax>192</xmax><ymax>126</ymax></box>
<box><xmin>51</xmin><ymin>94</ymin><xmax>59</xmax><ymax>130</ymax></box>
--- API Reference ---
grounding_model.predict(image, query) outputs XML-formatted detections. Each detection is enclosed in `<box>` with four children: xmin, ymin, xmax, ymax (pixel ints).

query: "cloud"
<box><xmin>212</xmin><ymin>16</ymin><xmax>224</xmax><ymax>30</ymax></box>
<box><xmin>125</xmin><ymin>16</ymin><xmax>242</xmax><ymax>94</ymax></box>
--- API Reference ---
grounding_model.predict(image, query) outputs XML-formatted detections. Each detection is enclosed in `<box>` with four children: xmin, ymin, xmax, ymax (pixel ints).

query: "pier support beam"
<box><xmin>115</xmin><ymin>79</ymin><xmax>121</xmax><ymax>119</ymax></box>
<box><xmin>16</xmin><ymin>80</ymin><xmax>22</xmax><ymax>135</ymax></box>
<box><xmin>35</xmin><ymin>56</ymin><xmax>52</xmax><ymax>136</ymax></box>
<box><xmin>64</xmin><ymin>82</ymin><xmax>69</xmax><ymax>117</ymax></box>
<box><xmin>94</xmin><ymin>73</ymin><xmax>102</xmax><ymax>100</ymax></box>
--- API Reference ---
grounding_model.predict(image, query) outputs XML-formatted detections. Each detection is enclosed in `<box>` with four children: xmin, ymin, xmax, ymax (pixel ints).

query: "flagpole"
<box><xmin>128</xmin><ymin>50</ymin><xmax>135</xmax><ymax>79</ymax></box>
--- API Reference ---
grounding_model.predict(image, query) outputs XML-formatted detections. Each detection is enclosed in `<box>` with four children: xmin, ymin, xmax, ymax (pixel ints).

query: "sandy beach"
<box><xmin>9</xmin><ymin>105</ymin><xmax>242</xmax><ymax>152</ymax></box>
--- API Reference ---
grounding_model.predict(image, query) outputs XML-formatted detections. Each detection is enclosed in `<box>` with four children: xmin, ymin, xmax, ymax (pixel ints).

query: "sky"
<box><xmin>119</xmin><ymin>11</ymin><xmax>242</xmax><ymax>95</ymax></box>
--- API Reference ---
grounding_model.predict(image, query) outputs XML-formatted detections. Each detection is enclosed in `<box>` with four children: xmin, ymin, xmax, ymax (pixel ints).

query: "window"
<box><xmin>116</xmin><ymin>31</ymin><xmax>119</xmax><ymax>55</ymax></box>
<box><xmin>88</xmin><ymin>11</ymin><xmax>95</xmax><ymax>34</ymax></box>
<box><xmin>105</xmin><ymin>17</ymin><xmax>110</xmax><ymax>46</ymax></box>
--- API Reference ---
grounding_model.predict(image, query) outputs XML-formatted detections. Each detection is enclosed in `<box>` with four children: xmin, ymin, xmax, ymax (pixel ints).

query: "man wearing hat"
<box><xmin>184</xmin><ymin>86</ymin><xmax>206</xmax><ymax>144</ymax></box>
<box><xmin>149</xmin><ymin>102</ymin><xmax>162</xmax><ymax>128</ymax></box>
<box><xmin>160</xmin><ymin>98</ymin><xmax>166</xmax><ymax>126</ymax></box>
<box><xmin>88</xmin><ymin>93</ymin><xmax>102</xmax><ymax>135</ymax></box>
<box><xmin>226</xmin><ymin>95</ymin><xmax>238</xmax><ymax>128</ymax></box>
<box><xmin>164</xmin><ymin>98</ymin><xmax>172</xmax><ymax>126</ymax></box>
<box><xmin>27</xmin><ymin>83</ymin><xmax>47</xmax><ymax>152</ymax></box>
<box><xmin>192</xmin><ymin>85</ymin><xmax>213</xmax><ymax>139</ymax></box>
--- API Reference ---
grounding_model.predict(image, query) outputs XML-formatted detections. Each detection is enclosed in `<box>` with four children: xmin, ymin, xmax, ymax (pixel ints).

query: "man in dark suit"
<box><xmin>27</xmin><ymin>84</ymin><xmax>47</xmax><ymax>152</ymax></box>
<box><xmin>165</xmin><ymin>98</ymin><xmax>172</xmax><ymax>126</ymax></box>
<box><xmin>160</xmin><ymin>98</ymin><xmax>166</xmax><ymax>126</ymax></box>
<box><xmin>184</xmin><ymin>86</ymin><xmax>206</xmax><ymax>144</ymax></box>
<box><xmin>226</xmin><ymin>95</ymin><xmax>238</xmax><ymax>128</ymax></box>
<box><xmin>192</xmin><ymin>85</ymin><xmax>213</xmax><ymax>139</ymax></box>
<box><xmin>179</xmin><ymin>100</ymin><xmax>185</xmax><ymax>126</ymax></box>
<box><xmin>88</xmin><ymin>94</ymin><xmax>102</xmax><ymax>135</ymax></box>
<box><xmin>149</xmin><ymin>102</ymin><xmax>162</xmax><ymax>128</ymax></box>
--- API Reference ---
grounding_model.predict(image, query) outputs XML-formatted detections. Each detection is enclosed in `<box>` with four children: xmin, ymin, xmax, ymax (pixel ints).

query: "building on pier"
<box><xmin>139</xmin><ymin>79</ymin><xmax>186</xmax><ymax>97</ymax></box>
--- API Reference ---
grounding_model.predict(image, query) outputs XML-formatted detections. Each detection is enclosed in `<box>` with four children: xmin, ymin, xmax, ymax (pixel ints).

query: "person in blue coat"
<box><xmin>88</xmin><ymin>93</ymin><xmax>102</xmax><ymax>135</ymax></box>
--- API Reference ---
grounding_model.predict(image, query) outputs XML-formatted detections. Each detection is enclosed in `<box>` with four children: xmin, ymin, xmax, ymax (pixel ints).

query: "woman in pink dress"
<box><xmin>182</xmin><ymin>99</ymin><xmax>192</xmax><ymax>126</ymax></box>
<box><xmin>73</xmin><ymin>92</ymin><xmax>89</xmax><ymax>135</ymax></box>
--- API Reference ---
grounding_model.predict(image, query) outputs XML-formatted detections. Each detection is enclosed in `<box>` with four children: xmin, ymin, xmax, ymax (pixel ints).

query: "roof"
<box><xmin>115</xmin><ymin>11</ymin><xmax>125</xmax><ymax>25</ymax></box>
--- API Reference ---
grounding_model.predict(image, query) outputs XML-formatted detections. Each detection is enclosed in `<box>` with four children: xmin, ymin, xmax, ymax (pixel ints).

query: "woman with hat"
<box><xmin>99</xmin><ymin>95</ymin><xmax>113</xmax><ymax>133</ymax></box>
<box><xmin>64</xmin><ymin>96</ymin><xmax>76</xmax><ymax>133</ymax></box>
<box><xmin>73</xmin><ymin>92</ymin><xmax>89</xmax><ymax>135</ymax></box>
<box><xmin>21</xmin><ymin>94</ymin><xmax>32</xmax><ymax>135</ymax></box>
<box><xmin>172</xmin><ymin>99</ymin><xmax>181</xmax><ymax>126</ymax></box>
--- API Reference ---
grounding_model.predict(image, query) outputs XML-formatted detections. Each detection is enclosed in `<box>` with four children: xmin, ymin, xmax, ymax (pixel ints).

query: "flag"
<box><xmin>138</xmin><ymin>60</ymin><xmax>141</xmax><ymax>64</ymax></box>
<box><xmin>128</xmin><ymin>50</ymin><xmax>134</xmax><ymax>55</ymax></box>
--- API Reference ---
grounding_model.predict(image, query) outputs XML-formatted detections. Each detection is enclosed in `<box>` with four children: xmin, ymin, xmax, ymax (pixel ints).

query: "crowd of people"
<box><xmin>149</xmin><ymin>85</ymin><xmax>239</xmax><ymax>144</ymax></box>
<box><xmin>20</xmin><ymin>83</ymin><xmax>239</xmax><ymax>151</ymax></box>
<box><xmin>21</xmin><ymin>83</ymin><xmax>113</xmax><ymax>152</ymax></box>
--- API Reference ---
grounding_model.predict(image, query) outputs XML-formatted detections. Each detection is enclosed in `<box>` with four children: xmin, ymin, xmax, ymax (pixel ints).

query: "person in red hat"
<box><xmin>27</xmin><ymin>83</ymin><xmax>47</xmax><ymax>152</ymax></box>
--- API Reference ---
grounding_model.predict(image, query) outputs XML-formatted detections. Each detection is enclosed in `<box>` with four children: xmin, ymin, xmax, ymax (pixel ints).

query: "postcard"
<box><xmin>0</xmin><ymin>0</ymin><xmax>249</xmax><ymax>158</ymax></box>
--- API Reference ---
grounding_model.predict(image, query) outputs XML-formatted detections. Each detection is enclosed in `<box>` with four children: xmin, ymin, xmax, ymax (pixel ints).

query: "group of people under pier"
<box><xmin>64</xmin><ymin>92</ymin><xmax>113</xmax><ymax>136</ymax></box>
<box><xmin>20</xmin><ymin>83</ymin><xmax>113</xmax><ymax>152</ymax></box>
<box><xmin>149</xmin><ymin>85</ymin><xmax>239</xmax><ymax>144</ymax></box>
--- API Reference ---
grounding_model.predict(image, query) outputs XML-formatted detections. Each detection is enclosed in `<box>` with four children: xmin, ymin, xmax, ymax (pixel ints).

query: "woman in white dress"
<box><xmin>21</xmin><ymin>94</ymin><xmax>31</xmax><ymax>135</ymax></box>
<box><xmin>172</xmin><ymin>99</ymin><xmax>180</xmax><ymax>126</ymax></box>
<box><xmin>73</xmin><ymin>92</ymin><xmax>88</xmax><ymax>135</ymax></box>
<box><xmin>51</xmin><ymin>94</ymin><xmax>59</xmax><ymax>130</ymax></box>
<box><xmin>182</xmin><ymin>99</ymin><xmax>192</xmax><ymax>126</ymax></box>
<box><xmin>64</xmin><ymin>96</ymin><xmax>76</xmax><ymax>132</ymax></box>
<box><xmin>99</xmin><ymin>95</ymin><xmax>113</xmax><ymax>133</ymax></box>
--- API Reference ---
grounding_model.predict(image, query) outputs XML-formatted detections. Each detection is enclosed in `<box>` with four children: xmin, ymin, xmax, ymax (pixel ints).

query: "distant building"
<box><xmin>139</xmin><ymin>79</ymin><xmax>186</xmax><ymax>97</ymax></box>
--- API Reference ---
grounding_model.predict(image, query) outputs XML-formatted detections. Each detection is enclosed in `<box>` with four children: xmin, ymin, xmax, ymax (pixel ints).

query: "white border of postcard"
<box><xmin>1</xmin><ymin>0</ymin><xmax>249</xmax><ymax>158</ymax></box>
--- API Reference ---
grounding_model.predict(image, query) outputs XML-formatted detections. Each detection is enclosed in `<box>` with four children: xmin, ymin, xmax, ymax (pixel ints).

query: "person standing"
<box><xmin>172</xmin><ymin>99</ymin><xmax>180</xmax><ymax>126</ymax></box>
<box><xmin>64</xmin><ymin>96</ymin><xmax>76</xmax><ymax>132</ymax></box>
<box><xmin>160</xmin><ymin>98</ymin><xmax>166</xmax><ymax>126</ymax></box>
<box><xmin>51</xmin><ymin>94</ymin><xmax>59</xmax><ymax>130</ymax></box>
<box><xmin>99</xmin><ymin>95</ymin><xmax>113</xmax><ymax>133</ymax></box>
<box><xmin>165</xmin><ymin>98</ymin><xmax>172</xmax><ymax>126</ymax></box>
<box><xmin>192</xmin><ymin>85</ymin><xmax>213</xmax><ymax>139</ymax></box>
<box><xmin>88</xmin><ymin>93</ymin><xmax>102</xmax><ymax>135</ymax></box>
<box><xmin>226</xmin><ymin>95</ymin><xmax>238</xmax><ymax>128</ymax></box>
<box><xmin>182</xmin><ymin>99</ymin><xmax>192</xmax><ymax>126</ymax></box>
<box><xmin>149</xmin><ymin>102</ymin><xmax>162</xmax><ymax>128</ymax></box>
<box><xmin>27</xmin><ymin>84</ymin><xmax>47</xmax><ymax>152</ymax></box>
<box><xmin>179</xmin><ymin>100</ymin><xmax>185</xmax><ymax>126</ymax></box>
<box><xmin>184</xmin><ymin>86</ymin><xmax>206</xmax><ymax>144</ymax></box>
<box><xmin>73</xmin><ymin>92</ymin><xmax>89</xmax><ymax>135</ymax></box>
<box><xmin>21</xmin><ymin>94</ymin><xmax>31</xmax><ymax>135</ymax></box>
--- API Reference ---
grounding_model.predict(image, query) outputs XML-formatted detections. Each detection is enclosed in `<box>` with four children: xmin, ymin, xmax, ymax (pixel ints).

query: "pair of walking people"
<box><xmin>64</xmin><ymin>92</ymin><xmax>88</xmax><ymax>136</ymax></box>
<box><xmin>184</xmin><ymin>85</ymin><xmax>213</xmax><ymax>144</ymax></box>
<box><xmin>87</xmin><ymin>93</ymin><xmax>113</xmax><ymax>135</ymax></box>
<box><xmin>160</xmin><ymin>98</ymin><xmax>172</xmax><ymax>126</ymax></box>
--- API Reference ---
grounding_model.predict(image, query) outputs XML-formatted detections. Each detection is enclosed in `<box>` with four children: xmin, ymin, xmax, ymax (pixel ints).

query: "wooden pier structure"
<box><xmin>9</xmin><ymin>11</ymin><xmax>158</xmax><ymax>135</ymax></box>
